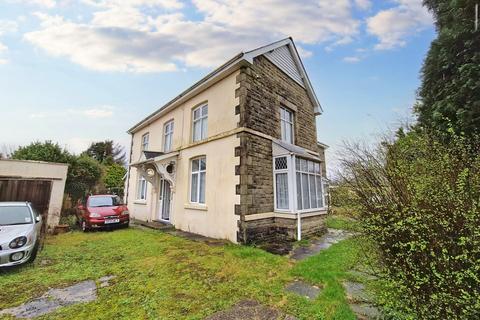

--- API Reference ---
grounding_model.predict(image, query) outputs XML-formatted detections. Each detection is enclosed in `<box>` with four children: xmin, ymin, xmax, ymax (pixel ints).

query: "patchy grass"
<box><xmin>0</xmin><ymin>227</ymin><xmax>368</xmax><ymax>319</ymax></box>
<box><xmin>288</xmin><ymin>237</ymin><xmax>364</xmax><ymax>320</ymax></box>
<box><xmin>325</xmin><ymin>214</ymin><xmax>362</xmax><ymax>232</ymax></box>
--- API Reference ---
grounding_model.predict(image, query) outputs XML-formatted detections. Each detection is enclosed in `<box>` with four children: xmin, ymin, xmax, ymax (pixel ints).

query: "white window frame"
<box><xmin>192</xmin><ymin>104</ymin><xmax>208</xmax><ymax>142</ymax></box>
<box><xmin>295</xmin><ymin>157</ymin><xmax>325</xmax><ymax>213</ymax></box>
<box><xmin>273</xmin><ymin>156</ymin><xmax>295</xmax><ymax>212</ymax></box>
<box><xmin>163</xmin><ymin>120</ymin><xmax>174</xmax><ymax>152</ymax></box>
<box><xmin>280</xmin><ymin>106</ymin><xmax>294</xmax><ymax>144</ymax></box>
<box><xmin>273</xmin><ymin>155</ymin><xmax>326</xmax><ymax>213</ymax></box>
<box><xmin>190</xmin><ymin>156</ymin><xmax>206</xmax><ymax>204</ymax></box>
<box><xmin>136</xmin><ymin>175</ymin><xmax>148</xmax><ymax>201</ymax></box>
<box><xmin>141</xmin><ymin>133</ymin><xmax>149</xmax><ymax>151</ymax></box>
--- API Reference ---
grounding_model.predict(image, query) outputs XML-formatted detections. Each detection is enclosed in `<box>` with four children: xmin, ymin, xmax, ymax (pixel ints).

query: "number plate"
<box><xmin>105</xmin><ymin>218</ymin><xmax>120</xmax><ymax>224</ymax></box>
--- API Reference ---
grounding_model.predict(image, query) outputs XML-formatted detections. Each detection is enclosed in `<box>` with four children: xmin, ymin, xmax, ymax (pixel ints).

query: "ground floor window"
<box><xmin>273</xmin><ymin>155</ymin><xmax>324</xmax><ymax>212</ymax></box>
<box><xmin>190</xmin><ymin>157</ymin><xmax>206</xmax><ymax>204</ymax></box>
<box><xmin>137</xmin><ymin>176</ymin><xmax>147</xmax><ymax>200</ymax></box>
<box><xmin>295</xmin><ymin>158</ymin><xmax>323</xmax><ymax>210</ymax></box>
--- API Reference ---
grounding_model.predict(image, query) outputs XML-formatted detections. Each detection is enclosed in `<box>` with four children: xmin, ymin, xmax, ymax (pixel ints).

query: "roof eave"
<box><xmin>128</xmin><ymin>53</ymin><xmax>247</xmax><ymax>134</ymax></box>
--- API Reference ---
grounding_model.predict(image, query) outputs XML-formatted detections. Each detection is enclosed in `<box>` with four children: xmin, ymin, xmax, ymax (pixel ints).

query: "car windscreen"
<box><xmin>88</xmin><ymin>196</ymin><xmax>123</xmax><ymax>207</ymax></box>
<box><xmin>0</xmin><ymin>206</ymin><xmax>33</xmax><ymax>225</ymax></box>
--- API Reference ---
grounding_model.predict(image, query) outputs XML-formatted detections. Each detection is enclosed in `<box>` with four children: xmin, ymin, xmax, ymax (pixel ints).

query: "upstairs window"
<box><xmin>280</xmin><ymin>106</ymin><xmax>294</xmax><ymax>144</ymax></box>
<box><xmin>163</xmin><ymin>120</ymin><xmax>174</xmax><ymax>152</ymax></box>
<box><xmin>190</xmin><ymin>157</ymin><xmax>206</xmax><ymax>204</ymax></box>
<box><xmin>141</xmin><ymin>133</ymin><xmax>149</xmax><ymax>151</ymax></box>
<box><xmin>192</xmin><ymin>104</ymin><xmax>208</xmax><ymax>142</ymax></box>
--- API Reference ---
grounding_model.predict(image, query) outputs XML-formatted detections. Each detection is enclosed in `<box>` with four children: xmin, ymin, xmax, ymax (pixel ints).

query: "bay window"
<box><xmin>274</xmin><ymin>156</ymin><xmax>289</xmax><ymax>210</ymax></box>
<box><xmin>296</xmin><ymin>158</ymin><xmax>324</xmax><ymax>210</ymax></box>
<box><xmin>273</xmin><ymin>155</ymin><xmax>324</xmax><ymax>212</ymax></box>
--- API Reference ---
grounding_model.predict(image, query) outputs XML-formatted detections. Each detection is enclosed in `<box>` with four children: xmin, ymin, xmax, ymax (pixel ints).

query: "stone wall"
<box><xmin>235</xmin><ymin>132</ymin><xmax>274</xmax><ymax>217</ymax></box>
<box><xmin>239</xmin><ymin>56</ymin><xmax>319</xmax><ymax>152</ymax></box>
<box><xmin>238</xmin><ymin>214</ymin><xmax>328</xmax><ymax>253</ymax></box>
<box><xmin>235</xmin><ymin>55</ymin><xmax>325</xmax><ymax>246</ymax></box>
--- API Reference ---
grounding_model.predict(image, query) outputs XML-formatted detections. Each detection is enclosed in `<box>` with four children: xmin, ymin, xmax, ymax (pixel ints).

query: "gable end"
<box><xmin>264</xmin><ymin>45</ymin><xmax>304</xmax><ymax>87</ymax></box>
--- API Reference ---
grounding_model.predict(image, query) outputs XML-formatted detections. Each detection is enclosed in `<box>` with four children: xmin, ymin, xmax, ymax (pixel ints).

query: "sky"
<box><xmin>0</xmin><ymin>0</ymin><xmax>436</xmax><ymax>175</ymax></box>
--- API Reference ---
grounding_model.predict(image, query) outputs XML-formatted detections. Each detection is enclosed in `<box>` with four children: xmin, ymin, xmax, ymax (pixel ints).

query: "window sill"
<box><xmin>134</xmin><ymin>200</ymin><xmax>147</xmax><ymax>205</ymax></box>
<box><xmin>184</xmin><ymin>203</ymin><xmax>208</xmax><ymax>211</ymax></box>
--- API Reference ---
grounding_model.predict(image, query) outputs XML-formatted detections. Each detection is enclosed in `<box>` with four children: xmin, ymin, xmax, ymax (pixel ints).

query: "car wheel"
<box><xmin>28</xmin><ymin>242</ymin><xmax>39</xmax><ymax>263</ymax></box>
<box><xmin>81</xmin><ymin>220</ymin><xmax>89</xmax><ymax>232</ymax></box>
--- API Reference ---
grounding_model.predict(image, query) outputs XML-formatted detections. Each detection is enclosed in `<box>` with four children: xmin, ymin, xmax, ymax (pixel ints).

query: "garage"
<box><xmin>0</xmin><ymin>159</ymin><xmax>68</xmax><ymax>231</ymax></box>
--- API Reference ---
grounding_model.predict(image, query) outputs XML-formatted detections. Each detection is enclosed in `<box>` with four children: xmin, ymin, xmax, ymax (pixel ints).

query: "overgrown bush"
<box><xmin>340</xmin><ymin>131</ymin><xmax>480</xmax><ymax>319</ymax></box>
<box><xmin>329</xmin><ymin>182</ymin><xmax>361</xmax><ymax>217</ymax></box>
<box><xmin>103</xmin><ymin>163</ymin><xmax>126</xmax><ymax>196</ymax></box>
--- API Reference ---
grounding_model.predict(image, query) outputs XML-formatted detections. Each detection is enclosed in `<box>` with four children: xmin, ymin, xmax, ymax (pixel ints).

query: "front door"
<box><xmin>158</xmin><ymin>179</ymin><xmax>171</xmax><ymax>221</ymax></box>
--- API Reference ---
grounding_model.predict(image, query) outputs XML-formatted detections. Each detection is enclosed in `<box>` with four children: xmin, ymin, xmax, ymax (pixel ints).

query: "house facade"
<box><xmin>126</xmin><ymin>38</ymin><xmax>328</xmax><ymax>245</ymax></box>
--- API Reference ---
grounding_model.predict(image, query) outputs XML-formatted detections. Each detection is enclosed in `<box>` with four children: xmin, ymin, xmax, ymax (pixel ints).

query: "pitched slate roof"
<box><xmin>128</xmin><ymin>38</ymin><xmax>322</xmax><ymax>134</ymax></box>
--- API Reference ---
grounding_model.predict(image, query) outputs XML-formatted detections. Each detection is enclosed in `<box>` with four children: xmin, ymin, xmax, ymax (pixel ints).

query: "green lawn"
<box><xmin>0</xmin><ymin>226</ymin><xmax>366</xmax><ymax>319</ymax></box>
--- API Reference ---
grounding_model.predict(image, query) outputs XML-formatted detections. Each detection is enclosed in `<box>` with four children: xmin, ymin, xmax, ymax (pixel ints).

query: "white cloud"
<box><xmin>29</xmin><ymin>106</ymin><xmax>115</xmax><ymax>119</ymax></box>
<box><xmin>76</xmin><ymin>106</ymin><xmax>114</xmax><ymax>118</ymax></box>
<box><xmin>81</xmin><ymin>0</ymin><xmax>183</xmax><ymax>10</ymax></box>
<box><xmin>193</xmin><ymin>0</ymin><xmax>360</xmax><ymax>44</ymax></box>
<box><xmin>12</xmin><ymin>0</ymin><xmax>56</xmax><ymax>8</ymax></box>
<box><xmin>66</xmin><ymin>137</ymin><xmax>93</xmax><ymax>154</ymax></box>
<box><xmin>0</xmin><ymin>20</ymin><xmax>18</xmax><ymax>34</ymax></box>
<box><xmin>354</xmin><ymin>0</ymin><xmax>371</xmax><ymax>10</ymax></box>
<box><xmin>343</xmin><ymin>56</ymin><xmax>361</xmax><ymax>63</ymax></box>
<box><xmin>24</xmin><ymin>0</ymin><xmax>363</xmax><ymax>73</ymax></box>
<box><xmin>0</xmin><ymin>20</ymin><xmax>18</xmax><ymax>65</ymax></box>
<box><xmin>367</xmin><ymin>0</ymin><xmax>432</xmax><ymax>50</ymax></box>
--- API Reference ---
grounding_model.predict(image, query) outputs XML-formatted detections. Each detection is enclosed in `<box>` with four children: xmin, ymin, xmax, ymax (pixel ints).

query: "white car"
<box><xmin>0</xmin><ymin>202</ymin><xmax>42</xmax><ymax>267</ymax></box>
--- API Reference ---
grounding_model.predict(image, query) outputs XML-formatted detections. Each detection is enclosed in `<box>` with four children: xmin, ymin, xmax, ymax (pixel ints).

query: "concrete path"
<box><xmin>289</xmin><ymin>228</ymin><xmax>355</xmax><ymax>260</ymax></box>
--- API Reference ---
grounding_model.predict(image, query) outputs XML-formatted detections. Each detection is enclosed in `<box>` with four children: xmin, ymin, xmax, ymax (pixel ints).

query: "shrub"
<box><xmin>340</xmin><ymin>131</ymin><xmax>480</xmax><ymax>319</ymax></box>
<box><xmin>103</xmin><ymin>163</ymin><xmax>126</xmax><ymax>196</ymax></box>
<box><xmin>65</xmin><ymin>155</ymin><xmax>103</xmax><ymax>203</ymax></box>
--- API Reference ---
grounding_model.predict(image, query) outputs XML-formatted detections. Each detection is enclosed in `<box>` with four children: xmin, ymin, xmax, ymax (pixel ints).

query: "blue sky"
<box><xmin>0</xmin><ymin>0</ymin><xmax>435</xmax><ymax>174</ymax></box>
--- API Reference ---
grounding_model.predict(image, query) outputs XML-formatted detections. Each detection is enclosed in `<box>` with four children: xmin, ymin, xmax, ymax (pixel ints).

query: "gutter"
<box><xmin>128</xmin><ymin>53</ymin><xmax>246</xmax><ymax>134</ymax></box>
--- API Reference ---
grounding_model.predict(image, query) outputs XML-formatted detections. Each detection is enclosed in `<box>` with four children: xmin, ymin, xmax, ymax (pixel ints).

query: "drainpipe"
<box><xmin>125</xmin><ymin>133</ymin><xmax>134</xmax><ymax>205</ymax></box>
<box><xmin>291</xmin><ymin>153</ymin><xmax>301</xmax><ymax>241</ymax></box>
<box><xmin>297</xmin><ymin>210</ymin><xmax>301</xmax><ymax>241</ymax></box>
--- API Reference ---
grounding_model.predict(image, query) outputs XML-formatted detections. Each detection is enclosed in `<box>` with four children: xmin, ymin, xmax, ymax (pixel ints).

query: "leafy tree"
<box><xmin>103</xmin><ymin>163</ymin><xmax>127</xmax><ymax>194</ymax></box>
<box><xmin>416</xmin><ymin>0</ymin><xmax>480</xmax><ymax>136</ymax></box>
<box><xmin>65</xmin><ymin>155</ymin><xmax>103</xmax><ymax>202</ymax></box>
<box><xmin>84</xmin><ymin>140</ymin><xmax>126</xmax><ymax>165</ymax></box>
<box><xmin>12</xmin><ymin>141</ymin><xmax>71</xmax><ymax>163</ymax></box>
<box><xmin>11</xmin><ymin>141</ymin><xmax>103</xmax><ymax>203</ymax></box>
<box><xmin>340</xmin><ymin>131</ymin><xmax>480</xmax><ymax>319</ymax></box>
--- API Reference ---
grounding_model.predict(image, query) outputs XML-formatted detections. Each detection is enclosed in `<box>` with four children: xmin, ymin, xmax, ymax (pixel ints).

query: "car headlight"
<box><xmin>121</xmin><ymin>210</ymin><xmax>129</xmax><ymax>216</ymax></box>
<box><xmin>9</xmin><ymin>236</ymin><xmax>27</xmax><ymax>249</ymax></box>
<box><xmin>89</xmin><ymin>212</ymin><xmax>101</xmax><ymax>218</ymax></box>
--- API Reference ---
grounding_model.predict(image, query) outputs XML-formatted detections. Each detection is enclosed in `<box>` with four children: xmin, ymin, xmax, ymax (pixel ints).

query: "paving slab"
<box><xmin>0</xmin><ymin>280</ymin><xmax>97</xmax><ymax>319</ymax></box>
<box><xmin>343</xmin><ymin>281</ymin><xmax>382</xmax><ymax>319</ymax></box>
<box><xmin>99</xmin><ymin>275</ymin><xmax>116</xmax><ymax>288</ymax></box>
<box><xmin>289</xmin><ymin>228</ymin><xmax>355</xmax><ymax>260</ymax></box>
<box><xmin>205</xmin><ymin>300</ymin><xmax>297</xmax><ymax>320</ymax></box>
<box><xmin>343</xmin><ymin>281</ymin><xmax>371</xmax><ymax>303</ymax></box>
<box><xmin>285</xmin><ymin>280</ymin><xmax>321</xmax><ymax>300</ymax></box>
<box><xmin>350</xmin><ymin>303</ymin><xmax>382</xmax><ymax>320</ymax></box>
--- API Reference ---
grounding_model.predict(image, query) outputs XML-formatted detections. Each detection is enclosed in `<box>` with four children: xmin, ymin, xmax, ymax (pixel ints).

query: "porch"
<box><xmin>129</xmin><ymin>151</ymin><xmax>178</xmax><ymax>224</ymax></box>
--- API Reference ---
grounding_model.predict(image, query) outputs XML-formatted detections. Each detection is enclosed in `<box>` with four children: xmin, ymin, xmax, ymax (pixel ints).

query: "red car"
<box><xmin>77</xmin><ymin>195</ymin><xmax>129</xmax><ymax>232</ymax></box>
